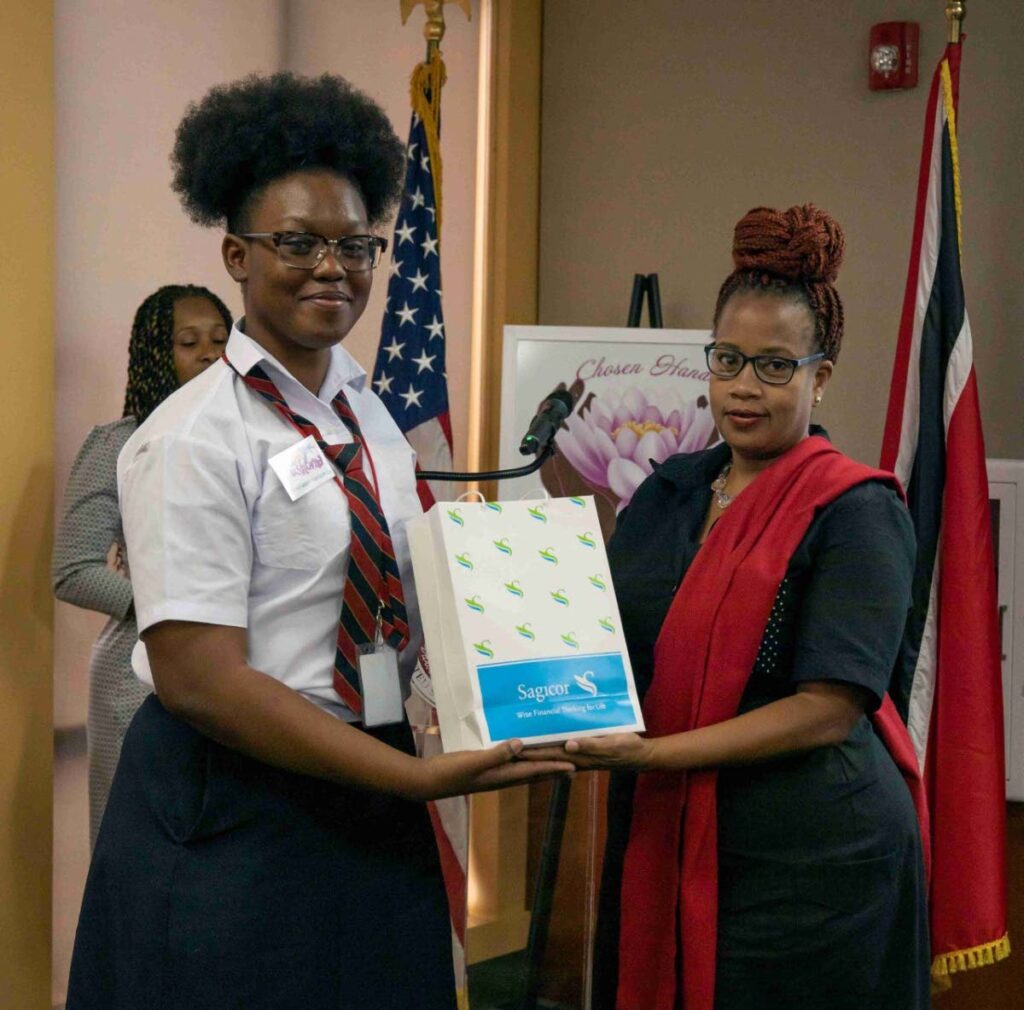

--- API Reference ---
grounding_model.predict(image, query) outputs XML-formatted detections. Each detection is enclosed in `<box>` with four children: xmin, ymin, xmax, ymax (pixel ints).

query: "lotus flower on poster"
<box><xmin>555</xmin><ymin>388</ymin><xmax>717</xmax><ymax>510</ymax></box>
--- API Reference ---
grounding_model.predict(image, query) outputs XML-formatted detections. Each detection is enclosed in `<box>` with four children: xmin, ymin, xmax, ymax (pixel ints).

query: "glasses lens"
<box><xmin>707</xmin><ymin>347</ymin><xmax>742</xmax><ymax>377</ymax></box>
<box><xmin>753</xmin><ymin>357</ymin><xmax>796</xmax><ymax>384</ymax></box>
<box><xmin>276</xmin><ymin>233</ymin><xmax>322</xmax><ymax>268</ymax></box>
<box><xmin>337</xmin><ymin>235</ymin><xmax>378</xmax><ymax>270</ymax></box>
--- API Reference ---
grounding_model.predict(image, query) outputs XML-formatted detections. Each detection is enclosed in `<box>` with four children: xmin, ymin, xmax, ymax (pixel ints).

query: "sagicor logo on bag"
<box><xmin>573</xmin><ymin>671</ymin><xmax>599</xmax><ymax>697</ymax></box>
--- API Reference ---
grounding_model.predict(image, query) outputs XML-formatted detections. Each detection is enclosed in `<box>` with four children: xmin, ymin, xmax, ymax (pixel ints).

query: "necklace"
<box><xmin>711</xmin><ymin>462</ymin><xmax>733</xmax><ymax>509</ymax></box>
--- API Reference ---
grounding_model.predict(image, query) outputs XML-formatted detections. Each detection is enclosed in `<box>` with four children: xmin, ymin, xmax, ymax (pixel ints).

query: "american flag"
<box><xmin>373</xmin><ymin>109</ymin><xmax>453</xmax><ymax>497</ymax></box>
<box><xmin>375</xmin><ymin>81</ymin><xmax>468</xmax><ymax>1006</ymax></box>
<box><xmin>880</xmin><ymin>39</ymin><xmax>1009</xmax><ymax>985</ymax></box>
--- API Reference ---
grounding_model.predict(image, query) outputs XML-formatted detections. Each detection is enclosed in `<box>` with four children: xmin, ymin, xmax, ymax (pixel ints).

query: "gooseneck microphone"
<box><xmin>519</xmin><ymin>388</ymin><xmax>575</xmax><ymax>456</ymax></box>
<box><xmin>419</xmin><ymin>385</ymin><xmax>577</xmax><ymax>481</ymax></box>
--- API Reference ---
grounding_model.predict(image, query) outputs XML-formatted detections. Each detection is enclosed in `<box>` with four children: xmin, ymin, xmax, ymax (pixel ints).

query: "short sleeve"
<box><xmin>119</xmin><ymin>433</ymin><xmax>252</xmax><ymax>633</ymax></box>
<box><xmin>790</xmin><ymin>483</ymin><xmax>915</xmax><ymax>708</ymax></box>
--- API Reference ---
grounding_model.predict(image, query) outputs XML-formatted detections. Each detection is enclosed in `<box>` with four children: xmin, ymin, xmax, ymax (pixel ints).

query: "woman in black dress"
<box><xmin>529</xmin><ymin>205</ymin><xmax>929</xmax><ymax>1009</ymax></box>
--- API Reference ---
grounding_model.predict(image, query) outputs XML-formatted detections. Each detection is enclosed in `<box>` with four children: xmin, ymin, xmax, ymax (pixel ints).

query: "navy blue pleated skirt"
<box><xmin>67</xmin><ymin>695</ymin><xmax>456</xmax><ymax>1010</ymax></box>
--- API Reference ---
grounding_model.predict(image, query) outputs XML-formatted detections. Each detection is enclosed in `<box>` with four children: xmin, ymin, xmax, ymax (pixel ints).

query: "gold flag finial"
<box><xmin>945</xmin><ymin>1</ymin><xmax>966</xmax><ymax>43</ymax></box>
<box><xmin>401</xmin><ymin>0</ymin><xmax>472</xmax><ymax>58</ymax></box>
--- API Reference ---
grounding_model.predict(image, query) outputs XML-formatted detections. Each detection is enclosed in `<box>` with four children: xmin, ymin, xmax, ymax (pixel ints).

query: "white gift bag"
<box><xmin>407</xmin><ymin>495</ymin><xmax>645</xmax><ymax>752</ymax></box>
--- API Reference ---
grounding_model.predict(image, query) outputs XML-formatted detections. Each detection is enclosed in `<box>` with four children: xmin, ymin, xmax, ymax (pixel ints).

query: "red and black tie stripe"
<box><xmin>226</xmin><ymin>357</ymin><xmax>410</xmax><ymax>716</ymax></box>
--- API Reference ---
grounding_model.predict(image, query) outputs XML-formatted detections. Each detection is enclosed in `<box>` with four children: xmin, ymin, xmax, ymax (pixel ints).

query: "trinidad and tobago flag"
<box><xmin>880</xmin><ymin>39</ymin><xmax>1009</xmax><ymax>986</ymax></box>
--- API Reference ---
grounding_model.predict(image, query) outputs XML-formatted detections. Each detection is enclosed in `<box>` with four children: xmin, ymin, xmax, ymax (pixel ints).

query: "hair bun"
<box><xmin>731</xmin><ymin>204</ymin><xmax>844</xmax><ymax>284</ymax></box>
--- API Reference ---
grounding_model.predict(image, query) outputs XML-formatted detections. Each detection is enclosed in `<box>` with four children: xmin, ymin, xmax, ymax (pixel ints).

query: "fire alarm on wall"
<box><xmin>869</xmin><ymin>22</ymin><xmax>919</xmax><ymax>90</ymax></box>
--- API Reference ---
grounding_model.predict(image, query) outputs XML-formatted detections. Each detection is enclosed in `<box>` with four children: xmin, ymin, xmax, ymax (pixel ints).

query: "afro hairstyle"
<box><xmin>171</xmin><ymin>73</ymin><xmax>406</xmax><ymax>232</ymax></box>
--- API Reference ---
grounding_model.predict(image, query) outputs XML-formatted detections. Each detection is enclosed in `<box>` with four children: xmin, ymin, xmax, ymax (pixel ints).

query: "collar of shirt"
<box><xmin>224</xmin><ymin>321</ymin><xmax>368</xmax><ymax>444</ymax></box>
<box><xmin>651</xmin><ymin>440</ymin><xmax>730</xmax><ymax>491</ymax></box>
<box><xmin>651</xmin><ymin>424</ymin><xmax>832</xmax><ymax>491</ymax></box>
<box><xmin>226</xmin><ymin>319</ymin><xmax>366</xmax><ymax>397</ymax></box>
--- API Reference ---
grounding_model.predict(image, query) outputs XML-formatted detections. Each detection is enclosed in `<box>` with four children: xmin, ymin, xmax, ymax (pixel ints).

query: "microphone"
<box><xmin>519</xmin><ymin>387</ymin><xmax>576</xmax><ymax>456</ymax></box>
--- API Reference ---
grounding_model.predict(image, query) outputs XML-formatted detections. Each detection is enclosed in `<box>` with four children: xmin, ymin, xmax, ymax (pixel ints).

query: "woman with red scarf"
<box><xmin>530</xmin><ymin>205</ymin><xmax>930</xmax><ymax>1009</ymax></box>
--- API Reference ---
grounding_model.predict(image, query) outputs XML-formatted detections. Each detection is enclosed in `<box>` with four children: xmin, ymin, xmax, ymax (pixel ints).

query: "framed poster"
<box><xmin>499</xmin><ymin>325</ymin><xmax>717</xmax><ymax>539</ymax></box>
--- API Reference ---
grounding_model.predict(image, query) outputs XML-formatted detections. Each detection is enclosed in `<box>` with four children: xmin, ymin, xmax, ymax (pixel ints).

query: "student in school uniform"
<box><xmin>65</xmin><ymin>72</ymin><xmax>571</xmax><ymax>1010</ymax></box>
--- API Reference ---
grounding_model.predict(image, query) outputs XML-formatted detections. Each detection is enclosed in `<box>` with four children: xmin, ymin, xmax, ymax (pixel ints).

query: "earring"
<box><xmin>813</xmin><ymin>395</ymin><xmax>822</xmax><ymax>406</ymax></box>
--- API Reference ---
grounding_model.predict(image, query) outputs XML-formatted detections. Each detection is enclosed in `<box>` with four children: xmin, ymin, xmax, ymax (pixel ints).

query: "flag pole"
<box><xmin>398</xmin><ymin>1</ymin><xmax>471</xmax><ymax>237</ymax></box>
<box><xmin>400</xmin><ymin>0</ymin><xmax>472</xmax><ymax>62</ymax></box>
<box><xmin>945</xmin><ymin>0</ymin><xmax>966</xmax><ymax>43</ymax></box>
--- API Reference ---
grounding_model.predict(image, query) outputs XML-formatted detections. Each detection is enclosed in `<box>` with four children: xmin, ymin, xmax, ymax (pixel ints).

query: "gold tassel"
<box><xmin>931</xmin><ymin>932</ymin><xmax>1011</xmax><ymax>984</ymax></box>
<box><xmin>410</xmin><ymin>51</ymin><xmax>446</xmax><ymax>238</ymax></box>
<box><xmin>940</xmin><ymin>58</ymin><xmax>963</xmax><ymax>254</ymax></box>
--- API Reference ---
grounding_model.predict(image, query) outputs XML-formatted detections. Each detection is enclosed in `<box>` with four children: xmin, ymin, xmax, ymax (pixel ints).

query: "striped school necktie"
<box><xmin>226</xmin><ymin>357</ymin><xmax>410</xmax><ymax>716</ymax></box>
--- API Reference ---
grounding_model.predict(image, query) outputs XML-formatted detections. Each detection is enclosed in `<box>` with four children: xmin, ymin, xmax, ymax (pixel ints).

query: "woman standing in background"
<box><xmin>52</xmin><ymin>283</ymin><xmax>233</xmax><ymax>846</ymax></box>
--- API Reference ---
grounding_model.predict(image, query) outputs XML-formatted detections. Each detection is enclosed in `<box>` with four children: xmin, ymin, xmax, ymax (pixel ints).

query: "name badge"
<box><xmin>269</xmin><ymin>436</ymin><xmax>335</xmax><ymax>501</ymax></box>
<box><xmin>358</xmin><ymin>646</ymin><xmax>405</xmax><ymax>727</ymax></box>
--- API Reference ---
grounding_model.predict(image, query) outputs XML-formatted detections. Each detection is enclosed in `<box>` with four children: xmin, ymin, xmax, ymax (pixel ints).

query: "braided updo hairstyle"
<box><xmin>123</xmin><ymin>284</ymin><xmax>233</xmax><ymax>424</ymax></box>
<box><xmin>712</xmin><ymin>204</ymin><xmax>845</xmax><ymax>363</ymax></box>
<box><xmin>171</xmin><ymin>73</ymin><xmax>406</xmax><ymax>232</ymax></box>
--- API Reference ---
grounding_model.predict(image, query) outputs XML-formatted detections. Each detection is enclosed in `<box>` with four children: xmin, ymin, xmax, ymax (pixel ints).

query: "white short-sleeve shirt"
<box><xmin>117</xmin><ymin>323</ymin><xmax>424</xmax><ymax>721</ymax></box>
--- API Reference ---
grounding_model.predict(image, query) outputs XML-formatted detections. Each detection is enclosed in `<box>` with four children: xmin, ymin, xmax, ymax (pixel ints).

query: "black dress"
<box><xmin>594</xmin><ymin>438</ymin><xmax>930</xmax><ymax>1010</ymax></box>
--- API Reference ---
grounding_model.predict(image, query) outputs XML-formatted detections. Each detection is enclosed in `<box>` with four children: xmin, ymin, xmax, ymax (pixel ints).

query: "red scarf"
<box><xmin>616</xmin><ymin>435</ymin><xmax>930</xmax><ymax>1010</ymax></box>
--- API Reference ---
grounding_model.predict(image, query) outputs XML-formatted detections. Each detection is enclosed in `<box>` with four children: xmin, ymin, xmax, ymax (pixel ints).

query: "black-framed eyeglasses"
<box><xmin>704</xmin><ymin>343</ymin><xmax>825</xmax><ymax>386</ymax></box>
<box><xmin>238</xmin><ymin>231</ymin><xmax>388</xmax><ymax>271</ymax></box>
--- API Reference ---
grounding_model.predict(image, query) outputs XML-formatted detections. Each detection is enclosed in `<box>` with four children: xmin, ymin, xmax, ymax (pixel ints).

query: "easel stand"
<box><xmin>626</xmin><ymin>272</ymin><xmax>663</xmax><ymax>328</ymax></box>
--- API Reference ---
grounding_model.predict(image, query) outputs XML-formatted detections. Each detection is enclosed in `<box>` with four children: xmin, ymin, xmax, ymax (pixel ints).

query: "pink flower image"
<box><xmin>555</xmin><ymin>388</ymin><xmax>718</xmax><ymax>510</ymax></box>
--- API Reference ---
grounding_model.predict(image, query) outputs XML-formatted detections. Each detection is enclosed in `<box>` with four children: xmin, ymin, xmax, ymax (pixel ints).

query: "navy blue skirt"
<box><xmin>67</xmin><ymin>695</ymin><xmax>456</xmax><ymax>1010</ymax></box>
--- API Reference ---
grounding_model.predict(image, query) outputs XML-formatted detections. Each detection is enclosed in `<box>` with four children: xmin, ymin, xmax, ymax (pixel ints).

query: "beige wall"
<box><xmin>538</xmin><ymin>0</ymin><xmax>1024</xmax><ymax>467</ymax></box>
<box><xmin>1</xmin><ymin>5</ymin><xmax>54</xmax><ymax>1007</ymax></box>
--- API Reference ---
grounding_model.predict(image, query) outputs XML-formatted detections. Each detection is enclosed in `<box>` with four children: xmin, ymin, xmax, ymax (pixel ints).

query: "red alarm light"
<box><xmin>869</xmin><ymin>22</ymin><xmax>919</xmax><ymax>91</ymax></box>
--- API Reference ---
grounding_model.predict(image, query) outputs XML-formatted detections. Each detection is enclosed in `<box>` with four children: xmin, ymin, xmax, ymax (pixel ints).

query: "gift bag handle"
<box><xmin>453</xmin><ymin>488</ymin><xmax>552</xmax><ymax>504</ymax></box>
<box><xmin>517</xmin><ymin>487</ymin><xmax>552</xmax><ymax>502</ymax></box>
